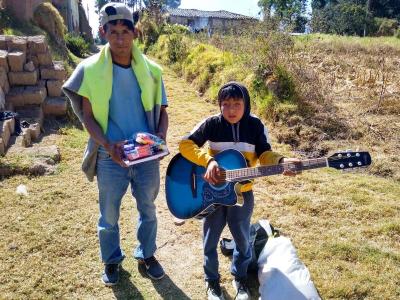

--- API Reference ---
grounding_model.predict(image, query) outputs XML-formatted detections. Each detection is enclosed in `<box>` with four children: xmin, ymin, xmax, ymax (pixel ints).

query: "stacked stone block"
<box><xmin>0</xmin><ymin>35</ymin><xmax>67</xmax><ymax>155</ymax></box>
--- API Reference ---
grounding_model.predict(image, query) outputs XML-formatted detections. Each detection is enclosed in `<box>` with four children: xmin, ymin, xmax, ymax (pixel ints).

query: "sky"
<box><xmin>179</xmin><ymin>0</ymin><xmax>261</xmax><ymax>18</ymax></box>
<box><xmin>81</xmin><ymin>0</ymin><xmax>262</xmax><ymax>37</ymax></box>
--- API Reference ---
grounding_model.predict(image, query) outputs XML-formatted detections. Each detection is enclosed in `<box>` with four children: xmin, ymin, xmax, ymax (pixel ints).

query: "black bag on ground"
<box><xmin>219</xmin><ymin>221</ymin><xmax>280</xmax><ymax>272</ymax></box>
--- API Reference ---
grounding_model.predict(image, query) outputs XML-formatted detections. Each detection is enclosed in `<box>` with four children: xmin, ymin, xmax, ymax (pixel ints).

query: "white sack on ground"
<box><xmin>257</xmin><ymin>220</ymin><xmax>321</xmax><ymax>300</ymax></box>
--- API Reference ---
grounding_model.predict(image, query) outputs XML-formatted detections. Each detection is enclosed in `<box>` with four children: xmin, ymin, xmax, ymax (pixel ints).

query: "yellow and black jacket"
<box><xmin>179</xmin><ymin>82</ymin><xmax>283</xmax><ymax>193</ymax></box>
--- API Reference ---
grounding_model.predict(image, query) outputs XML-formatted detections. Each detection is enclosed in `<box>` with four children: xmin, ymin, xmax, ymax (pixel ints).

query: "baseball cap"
<box><xmin>99</xmin><ymin>2</ymin><xmax>134</xmax><ymax>27</ymax></box>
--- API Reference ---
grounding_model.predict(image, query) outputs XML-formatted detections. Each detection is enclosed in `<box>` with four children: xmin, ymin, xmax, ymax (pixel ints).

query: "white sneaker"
<box><xmin>173</xmin><ymin>217</ymin><xmax>185</xmax><ymax>226</ymax></box>
<box><xmin>232</xmin><ymin>279</ymin><xmax>250</xmax><ymax>300</ymax></box>
<box><xmin>206</xmin><ymin>280</ymin><xmax>225</xmax><ymax>300</ymax></box>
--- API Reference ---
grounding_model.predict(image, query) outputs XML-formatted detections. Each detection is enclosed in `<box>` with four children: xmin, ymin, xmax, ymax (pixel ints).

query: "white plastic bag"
<box><xmin>257</xmin><ymin>220</ymin><xmax>321</xmax><ymax>300</ymax></box>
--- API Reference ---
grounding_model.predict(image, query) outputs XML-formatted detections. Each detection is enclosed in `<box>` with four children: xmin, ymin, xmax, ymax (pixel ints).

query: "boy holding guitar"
<box><xmin>179</xmin><ymin>82</ymin><xmax>299</xmax><ymax>300</ymax></box>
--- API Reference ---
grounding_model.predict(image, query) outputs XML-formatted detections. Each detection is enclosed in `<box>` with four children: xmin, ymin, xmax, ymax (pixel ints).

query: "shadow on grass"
<box><xmin>111</xmin><ymin>267</ymin><xmax>144</xmax><ymax>299</ymax></box>
<box><xmin>137</xmin><ymin>263</ymin><xmax>191</xmax><ymax>299</ymax></box>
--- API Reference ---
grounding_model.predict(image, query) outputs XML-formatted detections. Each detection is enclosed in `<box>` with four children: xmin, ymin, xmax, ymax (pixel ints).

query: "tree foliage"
<box><xmin>95</xmin><ymin>0</ymin><xmax>180</xmax><ymax>12</ymax></box>
<box><xmin>258</xmin><ymin>0</ymin><xmax>308</xmax><ymax>32</ymax></box>
<box><xmin>311</xmin><ymin>0</ymin><xmax>400</xmax><ymax>36</ymax></box>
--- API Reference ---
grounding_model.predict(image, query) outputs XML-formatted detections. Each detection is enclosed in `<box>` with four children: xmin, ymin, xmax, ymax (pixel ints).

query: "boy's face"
<box><xmin>104</xmin><ymin>21</ymin><xmax>135</xmax><ymax>60</ymax></box>
<box><xmin>220</xmin><ymin>97</ymin><xmax>245</xmax><ymax>124</ymax></box>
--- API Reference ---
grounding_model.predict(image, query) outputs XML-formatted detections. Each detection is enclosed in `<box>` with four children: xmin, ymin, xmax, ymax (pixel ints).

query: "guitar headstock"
<box><xmin>328</xmin><ymin>151</ymin><xmax>372</xmax><ymax>170</ymax></box>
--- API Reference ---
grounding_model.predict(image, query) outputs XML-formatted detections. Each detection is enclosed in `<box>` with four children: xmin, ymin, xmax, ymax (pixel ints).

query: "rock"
<box><xmin>9</xmin><ymin>36</ymin><xmax>27</xmax><ymax>52</ymax></box>
<box><xmin>6</xmin><ymin>86</ymin><xmax>47</xmax><ymax>107</ymax></box>
<box><xmin>40</xmin><ymin>61</ymin><xmax>66</xmax><ymax>80</ymax></box>
<box><xmin>0</xmin><ymin>50</ymin><xmax>9</xmax><ymax>72</ymax></box>
<box><xmin>27</xmin><ymin>36</ymin><xmax>48</xmax><ymax>54</ymax></box>
<box><xmin>23</xmin><ymin>61</ymin><xmax>35</xmax><ymax>72</ymax></box>
<box><xmin>0</xmin><ymin>35</ymin><xmax>12</xmax><ymax>50</ymax></box>
<box><xmin>15</xmin><ymin>105</ymin><xmax>44</xmax><ymax>127</ymax></box>
<box><xmin>37</xmin><ymin>52</ymin><xmax>53</xmax><ymax>66</ymax></box>
<box><xmin>8</xmin><ymin>70</ymin><xmax>38</xmax><ymax>86</ymax></box>
<box><xmin>43</xmin><ymin>97</ymin><xmax>67</xmax><ymax>116</ymax></box>
<box><xmin>0</xmin><ymin>67</ymin><xmax>9</xmax><ymax>94</ymax></box>
<box><xmin>46</xmin><ymin>80</ymin><xmax>63</xmax><ymax>97</ymax></box>
<box><xmin>0</xmin><ymin>85</ymin><xmax>4</xmax><ymax>110</ymax></box>
<box><xmin>0</xmin><ymin>137</ymin><xmax>5</xmax><ymax>155</ymax></box>
<box><xmin>7</xmin><ymin>51</ymin><xmax>26</xmax><ymax>72</ymax></box>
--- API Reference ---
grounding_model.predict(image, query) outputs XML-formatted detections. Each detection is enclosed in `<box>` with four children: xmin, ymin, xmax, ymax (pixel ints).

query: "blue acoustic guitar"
<box><xmin>165</xmin><ymin>149</ymin><xmax>371</xmax><ymax>220</ymax></box>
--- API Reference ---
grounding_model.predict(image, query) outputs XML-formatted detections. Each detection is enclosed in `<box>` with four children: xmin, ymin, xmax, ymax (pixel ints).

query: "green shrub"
<box><xmin>167</xmin><ymin>33</ymin><xmax>188</xmax><ymax>64</ymax></box>
<box><xmin>33</xmin><ymin>3</ymin><xmax>66</xmax><ymax>43</ymax></box>
<box><xmin>375</xmin><ymin>18</ymin><xmax>398</xmax><ymax>36</ymax></box>
<box><xmin>182</xmin><ymin>44</ymin><xmax>234</xmax><ymax>94</ymax></box>
<box><xmin>395</xmin><ymin>28</ymin><xmax>400</xmax><ymax>39</ymax></box>
<box><xmin>162</xmin><ymin>23</ymin><xmax>190</xmax><ymax>35</ymax></box>
<box><xmin>274</xmin><ymin>65</ymin><xmax>296</xmax><ymax>103</ymax></box>
<box><xmin>0</xmin><ymin>9</ymin><xmax>12</xmax><ymax>33</ymax></box>
<box><xmin>0</xmin><ymin>7</ymin><xmax>44</xmax><ymax>36</ymax></box>
<box><xmin>139</xmin><ymin>12</ymin><xmax>163</xmax><ymax>52</ymax></box>
<box><xmin>65</xmin><ymin>33</ymin><xmax>90</xmax><ymax>58</ymax></box>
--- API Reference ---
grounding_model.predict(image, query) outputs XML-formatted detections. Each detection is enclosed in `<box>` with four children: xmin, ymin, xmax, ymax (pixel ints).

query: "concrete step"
<box><xmin>16</xmin><ymin>105</ymin><xmax>44</xmax><ymax>126</ymax></box>
<box><xmin>40</xmin><ymin>61</ymin><xmax>67</xmax><ymax>80</ymax></box>
<box><xmin>0</xmin><ymin>117</ymin><xmax>15</xmax><ymax>155</ymax></box>
<box><xmin>8</xmin><ymin>70</ymin><xmax>38</xmax><ymax>86</ymax></box>
<box><xmin>14</xmin><ymin>105</ymin><xmax>43</xmax><ymax>147</ymax></box>
<box><xmin>43</xmin><ymin>97</ymin><xmax>67</xmax><ymax>116</ymax></box>
<box><xmin>5</xmin><ymin>85</ymin><xmax>47</xmax><ymax>108</ymax></box>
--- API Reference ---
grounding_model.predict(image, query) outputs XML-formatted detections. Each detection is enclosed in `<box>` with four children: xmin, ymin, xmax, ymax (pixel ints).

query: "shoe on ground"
<box><xmin>232</xmin><ymin>279</ymin><xmax>250</xmax><ymax>300</ymax></box>
<box><xmin>173</xmin><ymin>217</ymin><xmax>185</xmax><ymax>226</ymax></box>
<box><xmin>206</xmin><ymin>280</ymin><xmax>225</xmax><ymax>300</ymax></box>
<box><xmin>139</xmin><ymin>256</ymin><xmax>165</xmax><ymax>280</ymax></box>
<box><xmin>102</xmin><ymin>263</ymin><xmax>120</xmax><ymax>286</ymax></box>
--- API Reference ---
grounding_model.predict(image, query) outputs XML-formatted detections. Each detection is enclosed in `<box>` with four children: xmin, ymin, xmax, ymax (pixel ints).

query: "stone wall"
<box><xmin>0</xmin><ymin>35</ymin><xmax>67</xmax><ymax>155</ymax></box>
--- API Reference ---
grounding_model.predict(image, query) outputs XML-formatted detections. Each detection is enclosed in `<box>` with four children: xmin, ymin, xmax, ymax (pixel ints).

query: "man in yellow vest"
<box><xmin>63</xmin><ymin>2</ymin><xmax>168</xmax><ymax>285</ymax></box>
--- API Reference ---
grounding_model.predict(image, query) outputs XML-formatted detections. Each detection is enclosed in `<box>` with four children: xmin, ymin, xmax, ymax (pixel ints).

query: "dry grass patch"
<box><xmin>0</xmin><ymin>63</ymin><xmax>399</xmax><ymax>299</ymax></box>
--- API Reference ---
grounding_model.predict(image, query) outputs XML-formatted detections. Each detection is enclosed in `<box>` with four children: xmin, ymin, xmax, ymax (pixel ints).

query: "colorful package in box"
<box><xmin>123</xmin><ymin>132</ymin><xmax>167</xmax><ymax>162</ymax></box>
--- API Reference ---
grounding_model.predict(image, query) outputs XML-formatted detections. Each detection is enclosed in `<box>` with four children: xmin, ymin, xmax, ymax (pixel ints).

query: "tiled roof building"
<box><xmin>167</xmin><ymin>8</ymin><xmax>258</xmax><ymax>34</ymax></box>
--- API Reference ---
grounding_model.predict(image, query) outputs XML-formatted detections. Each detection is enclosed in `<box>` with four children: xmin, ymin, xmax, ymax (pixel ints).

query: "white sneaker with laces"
<box><xmin>206</xmin><ymin>280</ymin><xmax>225</xmax><ymax>300</ymax></box>
<box><xmin>232</xmin><ymin>279</ymin><xmax>250</xmax><ymax>300</ymax></box>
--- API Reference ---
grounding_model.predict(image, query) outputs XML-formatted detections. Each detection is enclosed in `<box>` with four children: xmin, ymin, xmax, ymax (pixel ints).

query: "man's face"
<box><xmin>220</xmin><ymin>97</ymin><xmax>245</xmax><ymax>124</ymax></box>
<box><xmin>104</xmin><ymin>21</ymin><xmax>135</xmax><ymax>59</ymax></box>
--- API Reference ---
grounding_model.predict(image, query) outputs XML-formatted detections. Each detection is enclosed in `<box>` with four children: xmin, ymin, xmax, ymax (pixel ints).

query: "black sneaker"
<box><xmin>139</xmin><ymin>256</ymin><xmax>165</xmax><ymax>280</ymax></box>
<box><xmin>101</xmin><ymin>263</ymin><xmax>120</xmax><ymax>286</ymax></box>
<box><xmin>206</xmin><ymin>280</ymin><xmax>225</xmax><ymax>300</ymax></box>
<box><xmin>232</xmin><ymin>278</ymin><xmax>250</xmax><ymax>300</ymax></box>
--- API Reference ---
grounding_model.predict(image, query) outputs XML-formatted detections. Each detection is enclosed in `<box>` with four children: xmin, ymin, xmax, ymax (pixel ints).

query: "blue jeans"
<box><xmin>96</xmin><ymin>151</ymin><xmax>160</xmax><ymax>264</ymax></box>
<box><xmin>203</xmin><ymin>191</ymin><xmax>254</xmax><ymax>281</ymax></box>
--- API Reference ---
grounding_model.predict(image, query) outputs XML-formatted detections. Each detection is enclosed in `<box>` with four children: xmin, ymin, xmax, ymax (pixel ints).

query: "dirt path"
<box><xmin>91</xmin><ymin>66</ymin><xmax>244</xmax><ymax>299</ymax></box>
<box><xmin>1</xmin><ymin>62</ymin><xmax>399</xmax><ymax>300</ymax></box>
<box><xmin>0</xmin><ymin>63</ymin><xmax>250</xmax><ymax>300</ymax></box>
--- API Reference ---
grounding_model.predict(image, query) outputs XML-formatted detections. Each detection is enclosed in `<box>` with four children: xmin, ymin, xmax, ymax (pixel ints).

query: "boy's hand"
<box><xmin>281</xmin><ymin>157</ymin><xmax>302</xmax><ymax>176</ymax></box>
<box><xmin>105</xmin><ymin>141</ymin><xmax>128</xmax><ymax>168</ymax></box>
<box><xmin>204</xmin><ymin>159</ymin><xmax>221</xmax><ymax>185</ymax></box>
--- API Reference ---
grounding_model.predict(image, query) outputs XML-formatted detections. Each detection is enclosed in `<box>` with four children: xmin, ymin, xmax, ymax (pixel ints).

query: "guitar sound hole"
<box><xmin>212</xmin><ymin>181</ymin><xmax>226</xmax><ymax>189</ymax></box>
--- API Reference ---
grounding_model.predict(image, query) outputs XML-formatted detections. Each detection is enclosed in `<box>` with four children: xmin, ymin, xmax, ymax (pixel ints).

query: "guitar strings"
<box><xmin>190</xmin><ymin>155</ymin><xmax>366</xmax><ymax>180</ymax></box>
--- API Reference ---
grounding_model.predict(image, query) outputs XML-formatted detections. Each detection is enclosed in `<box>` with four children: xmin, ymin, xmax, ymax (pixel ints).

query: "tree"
<box><xmin>95</xmin><ymin>0</ymin><xmax>181</xmax><ymax>12</ymax></box>
<box><xmin>258</xmin><ymin>0</ymin><xmax>308</xmax><ymax>31</ymax></box>
<box><xmin>311</xmin><ymin>0</ymin><xmax>399</xmax><ymax>36</ymax></box>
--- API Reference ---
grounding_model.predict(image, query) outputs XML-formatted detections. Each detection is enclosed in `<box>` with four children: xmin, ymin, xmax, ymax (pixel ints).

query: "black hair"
<box><xmin>103</xmin><ymin>19</ymin><xmax>135</xmax><ymax>33</ymax></box>
<box><xmin>218</xmin><ymin>84</ymin><xmax>244</xmax><ymax>103</ymax></box>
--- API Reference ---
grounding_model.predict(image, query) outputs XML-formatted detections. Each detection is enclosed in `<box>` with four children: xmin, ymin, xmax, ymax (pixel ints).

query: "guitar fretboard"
<box><xmin>225</xmin><ymin>158</ymin><xmax>327</xmax><ymax>181</ymax></box>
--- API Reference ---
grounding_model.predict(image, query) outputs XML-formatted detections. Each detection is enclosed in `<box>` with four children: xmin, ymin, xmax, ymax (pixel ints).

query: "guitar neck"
<box><xmin>225</xmin><ymin>158</ymin><xmax>328</xmax><ymax>181</ymax></box>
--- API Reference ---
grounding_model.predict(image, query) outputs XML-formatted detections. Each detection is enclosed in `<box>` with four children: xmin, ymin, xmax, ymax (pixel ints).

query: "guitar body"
<box><xmin>166</xmin><ymin>149</ymin><xmax>247</xmax><ymax>219</ymax></box>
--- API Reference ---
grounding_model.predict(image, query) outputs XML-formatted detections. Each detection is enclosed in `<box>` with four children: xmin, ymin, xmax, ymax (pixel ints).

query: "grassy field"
<box><xmin>0</xmin><ymin>61</ymin><xmax>399</xmax><ymax>299</ymax></box>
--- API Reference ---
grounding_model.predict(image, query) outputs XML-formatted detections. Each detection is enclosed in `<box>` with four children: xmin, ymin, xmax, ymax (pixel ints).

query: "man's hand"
<box><xmin>281</xmin><ymin>157</ymin><xmax>302</xmax><ymax>176</ymax></box>
<box><xmin>104</xmin><ymin>141</ymin><xmax>128</xmax><ymax>168</ymax></box>
<box><xmin>156</xmin><ymin>131</ymin><xmax>166</xmax><ymax>142</ymax></box>
<box><xmin>204</xmin><ymin>159</ymin><xmax>221</xmax><ymax>185</ymax></box>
